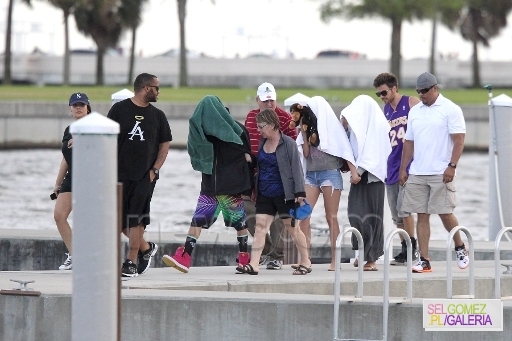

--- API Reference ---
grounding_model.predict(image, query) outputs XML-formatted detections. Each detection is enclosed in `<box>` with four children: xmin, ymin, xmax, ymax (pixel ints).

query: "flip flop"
<box><xmin>363</xmin><ymin>265</ymin><xmax>378</xmax><ymax>271</ymax></box>
<box><xmin>292</xmin><ymin>264</ymin><xmax>312</xmax><ymax>275</ymax></box>
<box><xmin>236</xmin><ymin>264</ymin><xmax>258</xmax><ymax>275</ymax></box>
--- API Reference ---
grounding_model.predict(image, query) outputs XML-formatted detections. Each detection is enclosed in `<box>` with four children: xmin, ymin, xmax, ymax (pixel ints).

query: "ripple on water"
<box><xmin>0</xmin><ymin>149</ymin><xmax>492</xmax><ymax>241</ymax></box>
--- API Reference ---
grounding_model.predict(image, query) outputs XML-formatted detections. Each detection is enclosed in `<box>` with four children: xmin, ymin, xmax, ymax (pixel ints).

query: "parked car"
<box><xmin>316</xmin><ymin>50</ymin><xmax>366</xmax><ymax>59</ymax></box>
<box><xmin>154</xmin><ymin>48</ymin><xmax>209</xmax><ymax>58</ymax></box>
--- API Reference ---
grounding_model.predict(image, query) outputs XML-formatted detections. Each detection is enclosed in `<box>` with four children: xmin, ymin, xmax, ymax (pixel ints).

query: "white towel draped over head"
<box><xmin>296</xmin><ymin>96</ymin><xmax>356</xmax><ymax>169</ymax></box>
<box><xmin>340</xmin><ymin>94</ymin><xmax>391</xmax><ymax>182</ymax></box>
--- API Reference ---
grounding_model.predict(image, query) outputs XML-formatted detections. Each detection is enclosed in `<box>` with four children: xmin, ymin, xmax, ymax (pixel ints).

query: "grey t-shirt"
<box><xmin>306</xmin><ymin>146</ymin><xmax>343</xmax><ymax>172</ymax></box>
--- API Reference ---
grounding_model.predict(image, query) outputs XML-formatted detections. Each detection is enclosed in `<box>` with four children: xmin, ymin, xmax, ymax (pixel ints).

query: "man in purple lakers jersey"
<box><xmin>373</xmin><ymin>73</ymin><xmax>420</xmax><ymax>265</ymax></box>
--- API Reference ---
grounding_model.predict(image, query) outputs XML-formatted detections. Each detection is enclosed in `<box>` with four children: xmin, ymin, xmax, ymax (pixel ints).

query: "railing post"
<box><xmin>383</xmin><ymin>229</ymin><xmax>412</xmax><ymax>341</ymax></box>
<box><xmin>333</xmin><ymin>227</ymin><xmax>363</xmax><ymax>341</ymax></box>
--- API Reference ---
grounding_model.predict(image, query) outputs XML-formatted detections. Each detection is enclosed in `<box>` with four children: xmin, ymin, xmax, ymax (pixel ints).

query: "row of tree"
<box><xmin>3</xmin><ymin>0</ymin><xmax>512</xmax><ymax>87</ymax></box>
<box><xmin>3</xmin><ymin>0</ymin><xmax>160</xmax><ymax>86</ymax></box>
<box><xmin>320</xmin><ymin>0</ymin><xmax>512</xmax><ymax>88</ymax></box>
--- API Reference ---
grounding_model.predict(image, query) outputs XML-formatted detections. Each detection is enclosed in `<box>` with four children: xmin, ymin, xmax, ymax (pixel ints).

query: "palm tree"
<box><xmin>47</xmin><ymin>0</ymin><xmax>76</xmax><ymax>85</ymax></box>
<box><xmin>119</xmin><ymin>0</ymin><xmax>148</xmax><ymax>85</ymax></box>
<box><xmin>177</xmin><ymin>0</ymin><xmax>187</xmax><ymax>87</ymax></box>
<box><xmin>440</xmin><ymin>0</ymin><xmax>512</xmax><ymax>87</ymax></box>
<box><xmin>176</xmin><ymin>0</ymin><xmax>215</xmax><ymax>87</ymax></box>
<box><xmin>319</xmin><ymin>0</ymin><xmax>429</xmax><ymax>84</ymax></box>
<box><xmin>73</xmin><ymin>0</ymin><xmax>124</xmax><ymax>85</ymax></box>
<box><xmin>3</xmin><ymin>0</ymin><xmax>32</xmax><ymax>85</ymax></box>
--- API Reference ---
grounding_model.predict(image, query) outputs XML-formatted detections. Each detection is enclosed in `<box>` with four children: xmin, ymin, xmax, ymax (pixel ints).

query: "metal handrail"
<box><xmin>494</xmin><ymin>227</ymin><xmax>512</xmax><ymax>299</ymax></box>
<box><xmin>333</xmin><ymin>227</ymin><xmax>363</xmax><ymax>341</ymax></box>
<box><xmin>383</xmin><ymin>229</ymin><xmax>412</xmax><ymax>341</ymax></box>
<box><xmin>446</xmin><ymin>226</ymin><xmax>474</xmax><ymax>298</ymax></box>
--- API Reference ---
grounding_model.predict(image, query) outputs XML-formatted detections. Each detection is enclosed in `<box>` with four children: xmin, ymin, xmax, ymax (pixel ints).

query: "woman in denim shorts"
<box><xmin>293</xmin><ymin>97</ymin><xmax>358</xmax><ymax>271</ymax></box>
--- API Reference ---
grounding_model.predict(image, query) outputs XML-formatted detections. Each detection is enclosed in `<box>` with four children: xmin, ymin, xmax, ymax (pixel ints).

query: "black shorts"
<box><xmin>59</xmin><ymin>172</ymin><xmax>72</xmax><ymax>193</ymax></box>
<box><xmin>121</xmin><ymin>172</ymin><xmax>157</xmax><ymax>230</ymax></box>
<box><xmin>255</xmin><ymin>194</ymin><xmax>294</xmax><ymax>219</ymax></box>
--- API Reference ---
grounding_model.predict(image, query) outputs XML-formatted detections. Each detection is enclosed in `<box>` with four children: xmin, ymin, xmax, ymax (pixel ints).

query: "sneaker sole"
<box><xmin>138</xmin><ymin>243</ymin><xmax>159</xmax><ymax>275</ymax></box>
<box><xmin>458</xmin><ymin>262</ymin><xmax>470</xmax><ymax>270</ymax></box>
<box><xmin>122</xmin><ymin>272</ymin><xmax>138</xmax><ymax>278</ymax></box>
<box><xmin>59</xmin><ymin>266</ymin><xmax>72</xmax><ymax>270</ymax></box>
<box><xmin>412</xmin><ymin>268</ymin><xmax>432</xmax><ymax>273</ymax></box>
<box><xmin>390</xmin><ymin>261</ymin><xmax>406</xmax><ymax>266</ymax></box>
<box><xmin>162</xmin><ymin>255</ymin><xmax>189</xmax><ymax>273</ymax></box>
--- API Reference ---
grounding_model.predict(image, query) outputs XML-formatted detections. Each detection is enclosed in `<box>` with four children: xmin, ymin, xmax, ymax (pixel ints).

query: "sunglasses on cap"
<box><xmin>375</xmin><ymin>89</ymin><xmax>392</xmax><ymax>97</ymax></box>
<box><xmin>416</xmin><ymin>84</ymin><xmax>436</xmax><ymax>94</ymax></box>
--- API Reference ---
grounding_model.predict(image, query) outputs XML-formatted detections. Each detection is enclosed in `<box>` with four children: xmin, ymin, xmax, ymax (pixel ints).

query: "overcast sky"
<box><xmin>2</xmin><ymin>0</ymin><xmax>512</xmax><ymax>61</ymax></box>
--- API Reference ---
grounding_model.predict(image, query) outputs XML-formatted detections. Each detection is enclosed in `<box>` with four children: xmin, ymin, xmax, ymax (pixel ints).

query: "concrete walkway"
<box><xmin>1</xmin><ymin>247</ymin><xmax>512</xmax><ymax>340</ymax></box>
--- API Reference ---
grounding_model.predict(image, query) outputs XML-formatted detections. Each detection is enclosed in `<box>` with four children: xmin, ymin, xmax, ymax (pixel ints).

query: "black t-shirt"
<box><xmin>107</xmin><ymin>99</ymin><xmax>172</xmax><ymax>181</ymax></box>
<box><xmin>61</xmin><ymin>126</ymin><xmax>72</xmax><ymax>173</ymax></box>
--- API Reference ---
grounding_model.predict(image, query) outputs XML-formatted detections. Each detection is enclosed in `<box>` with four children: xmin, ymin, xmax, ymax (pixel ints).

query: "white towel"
<box><xmin>296</xmin><ymin>96</ymin><xmax>356</xmax><ymax>171</ymax></box>
<box><xmin>340</xmin><ymin>95</ymin><xmax>391</xmax><ymax>182</ymax></box>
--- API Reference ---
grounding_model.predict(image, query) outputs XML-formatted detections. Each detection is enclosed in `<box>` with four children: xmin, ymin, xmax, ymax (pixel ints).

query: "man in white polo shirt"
<box><xmin>399</xmin><ymin>72</ymin><xmax>468</xmax><ymax>273</ymax></box>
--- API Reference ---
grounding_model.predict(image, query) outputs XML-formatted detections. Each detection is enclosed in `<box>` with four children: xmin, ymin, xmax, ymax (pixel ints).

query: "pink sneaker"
<box><xmin>237</xmin><ymin>252</ymin><xmax>250</xmax><ymax>266</ymax></box>
<box><xmin>162</xmin><ymin>246</ymin><xmax>191</xmax><ymax>273</ymax></box>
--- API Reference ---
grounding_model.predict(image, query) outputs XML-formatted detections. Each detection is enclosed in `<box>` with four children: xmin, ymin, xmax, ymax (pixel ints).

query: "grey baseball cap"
<box><xmin>416</xmin><ymin>72</ymin><xmax>438</xmax><ymax>89</ymax></box>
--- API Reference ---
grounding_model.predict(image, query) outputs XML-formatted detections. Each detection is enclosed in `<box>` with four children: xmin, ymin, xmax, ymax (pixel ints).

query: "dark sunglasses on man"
<box><xmin>416</xmin><ymin>84</ymin><xmax>436</xmax><ymax>94</ymax></box>
<box><xmin>375</xmin><ymin>89</ymin><xmax>392</xmax><ymax>97</ymax></box>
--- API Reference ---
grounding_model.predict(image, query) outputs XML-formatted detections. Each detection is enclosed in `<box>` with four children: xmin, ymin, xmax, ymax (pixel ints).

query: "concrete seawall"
<box><xmin>0</xmin><ymin>102</ymin><xmax>491</xmax><ymax>150</ymax></box>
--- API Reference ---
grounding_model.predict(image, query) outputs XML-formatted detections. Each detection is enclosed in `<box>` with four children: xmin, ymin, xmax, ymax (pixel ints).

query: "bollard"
<box><xmin>70</xmin><ymin>112</ymin><xmax>120</xmax><ymax>341</ymax></box>
<box><xmin>488</xmin><ymin>94</ymin><xmax>512</xmax><ymax>240</ymax></box>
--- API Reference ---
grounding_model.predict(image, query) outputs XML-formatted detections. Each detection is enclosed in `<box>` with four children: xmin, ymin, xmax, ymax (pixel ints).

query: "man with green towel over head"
<box><xmin>162</xmin><ymin>95</ymin><xmax>255</xmax><ymax>273</ymax></box>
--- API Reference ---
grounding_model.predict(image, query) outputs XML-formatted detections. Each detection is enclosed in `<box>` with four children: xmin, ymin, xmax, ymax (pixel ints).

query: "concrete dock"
<box><xmin>1</xmin><ymin>229</ymin><xmax>512</xmax><ymax>341</ymax></box>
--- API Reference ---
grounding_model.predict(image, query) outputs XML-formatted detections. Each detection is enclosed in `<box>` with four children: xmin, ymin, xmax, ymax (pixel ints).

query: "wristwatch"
<box><xmin>152</xmin><ymin>167</ymin><xmax>159</xmax><ymax>179</ymax></box>
<box><xmin>448</xmin><ymin>162</ymin><xmax>457</xmax><ymax>169</ymax></box>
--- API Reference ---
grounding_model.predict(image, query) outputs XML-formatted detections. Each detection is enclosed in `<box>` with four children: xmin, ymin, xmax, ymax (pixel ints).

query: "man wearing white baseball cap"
<box><xmin>257</xmin><ymin>82</ymin><xmax>277</xmax><ymax>101</ymax></box>
<box><xmin>244</xmin><ymin>82</ymin><xmax>297</xmax><ymax>270</ymax></box>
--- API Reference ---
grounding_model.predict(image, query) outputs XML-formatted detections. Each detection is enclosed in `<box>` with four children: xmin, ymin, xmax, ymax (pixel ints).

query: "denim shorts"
<box><xmin>305</xmin><ymin>169</ymin><xmax>343</xmax><ymax>190</ymax></box>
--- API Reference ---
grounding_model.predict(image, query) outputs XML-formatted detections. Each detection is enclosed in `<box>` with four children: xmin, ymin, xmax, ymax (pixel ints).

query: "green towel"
<box><xmin>187</xmin><ymin>95</ymin><xmax>243</xmax><ymax>174</ymax></box>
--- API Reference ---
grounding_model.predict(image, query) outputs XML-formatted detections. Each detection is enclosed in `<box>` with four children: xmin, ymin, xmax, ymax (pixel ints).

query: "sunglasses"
<box><xmin>416</xmin><ymin>85</ymin><xmax>436</xmax><ymax>94</ymax></box>
<box><xmin>147</xmin><ymin>85</ymin><xmax>160</xmax><ymax>91</ymax></box>
<box><xmin>375</xmin><ymin>89</ymin><xmax>392</xmax><ymax>97</ymax></box>
<box><xmin>257</xmin><ymin>123</ymin><xmax>268</xmax><ymax>130</ymax></box>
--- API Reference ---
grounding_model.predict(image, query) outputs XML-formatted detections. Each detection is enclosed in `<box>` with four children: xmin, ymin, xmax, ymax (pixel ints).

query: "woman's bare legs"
<box><xmin>248</xmin><ymin>214</ymin><xmax>275</xmax><ymax>272</ymax></box>
<box><xmin>299</xmin><ymin>185</ymin><xmax>321</xmax><ymax>261</ymax></box>
<box><xmin>54</xmin><ymin>192</ymin><xmax>72</xmax><ymax>252</ymax></box>
<box><xmin>322</xmin><ymin>187</ymin><xmax>342</xmax><ymax>270</ymax></box>
<box><xmin>284</xmin><ymin>218</ymin><xmax>311</xmax><ymax>269</ymax></box>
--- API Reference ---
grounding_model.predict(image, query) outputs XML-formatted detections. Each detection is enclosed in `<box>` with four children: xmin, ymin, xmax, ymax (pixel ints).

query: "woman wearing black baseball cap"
<box><xmin>52</xmin><ymin>92</ymin><xmax>91</xmax><ymax>270</ymax></box>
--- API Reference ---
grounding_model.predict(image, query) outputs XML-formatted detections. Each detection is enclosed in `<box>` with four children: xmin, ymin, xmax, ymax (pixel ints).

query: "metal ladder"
<box><xmin>333</xmin><ymin>228</ymin><xmax>412</xmax><ymax>341</ymax></box>
<box><xmin>446</xmin><ymin>226</ymin><xmax>474</xmax><ymax>298</ymax></box>
<box><xmin>494</xmin><ymin>227</ymin><xmax>512</xmax><ymax>299</ymax></box>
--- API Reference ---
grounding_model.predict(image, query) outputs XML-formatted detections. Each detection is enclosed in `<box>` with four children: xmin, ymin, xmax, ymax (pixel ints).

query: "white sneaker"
<box><xmin>412</xmin><ymin>257</ymin><xmax>432</xmax><ymax>273</ymax></box>
<box><xmin>266</xmin><ymin>259</ymin><xmax>283</xmax><ymax>270</ymax></box>
<box><xmin>455</xmin><ymin>244</ymin><xmax>469</xmax><ymax>269</ymax></box>
<box><xmin>59</xmin><ymin>253</ymin><xmax>72</xmax><ymax>270</ymax></box>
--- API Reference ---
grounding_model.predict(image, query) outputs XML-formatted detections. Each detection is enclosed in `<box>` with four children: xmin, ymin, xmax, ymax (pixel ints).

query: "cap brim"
<box><xmin>258</xmin><ymin>93</ymin><xmax>276</xmax><ymax>101</ymax></box>
<box><xmin>69</xmin><ymin>100</ymin><xmax>89</xmax><ymax>105</ymax></box>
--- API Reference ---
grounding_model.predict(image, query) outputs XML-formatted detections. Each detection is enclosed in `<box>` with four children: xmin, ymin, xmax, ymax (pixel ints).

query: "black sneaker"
<box><xmin>390</xmin><ymin>238</ymin><xmax>419</xmax><ymax>265</ymax></box>
<box><xmin>122</xmin><ymin>259</ymin><xmax>138</xmax><ymax>277</ymax></box>
<box><xmin>390</xmin><ymin>240</ymin><xmax>407</xmax><ymax>265</ymax></box>
<box><xmin>137</xmin><ymin>242</ymin><xmax>158</xmax><ymax>275</ymax></box>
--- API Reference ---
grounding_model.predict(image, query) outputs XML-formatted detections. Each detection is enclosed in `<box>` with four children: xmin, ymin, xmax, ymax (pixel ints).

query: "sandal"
<box><xmin>292</xmin><ymin>264</ymin><xmax>312</xmax><ymax>275</ymax></box>
<box><xmin>291</xmin><ymin>264</ymin><xmax>313</xmax><ymax>272</ymax></box>
<box><xmin>236</xmin><ymin>264</ymin><xmax>258</xmax><ymax>275</ymax></box>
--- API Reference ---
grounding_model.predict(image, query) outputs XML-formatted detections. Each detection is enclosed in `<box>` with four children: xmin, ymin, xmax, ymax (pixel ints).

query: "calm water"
<box><xmin>0</xmin><ymin>149</ymin><xmax>490</xmax><ymax>240</ymax></box>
